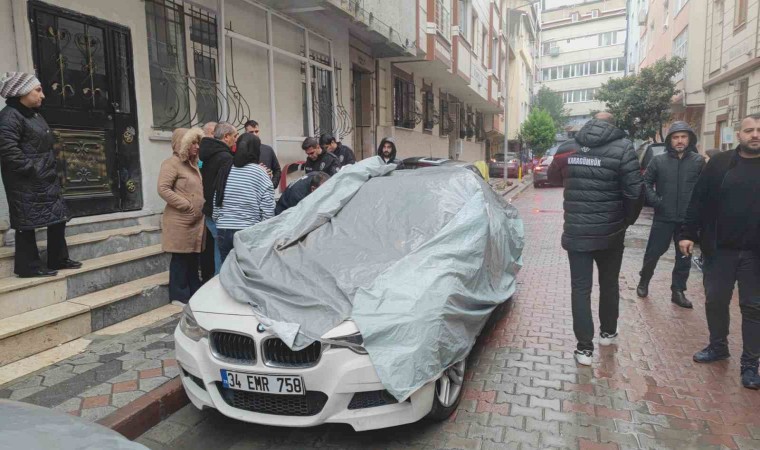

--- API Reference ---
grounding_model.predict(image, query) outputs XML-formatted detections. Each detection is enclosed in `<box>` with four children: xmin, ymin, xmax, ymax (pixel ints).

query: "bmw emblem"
<box><xmin>256</xmin><ymin>324</ymin><xmax>266</xmax><ymax>333</ymax></box>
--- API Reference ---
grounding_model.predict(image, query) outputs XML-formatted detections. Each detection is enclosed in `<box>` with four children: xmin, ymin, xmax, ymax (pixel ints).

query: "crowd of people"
<box><xmin>548</xmin><ymin>111</ymin><xmax>760</xmax><ymax>390</ymax></box>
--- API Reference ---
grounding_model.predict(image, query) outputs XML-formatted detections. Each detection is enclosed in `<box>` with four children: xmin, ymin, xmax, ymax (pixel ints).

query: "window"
<box><xmin>570</xmin><ymin>12</ymin><xmax>579</xmax><ymax>22</ymax></box>
<box><xmin>481</xmin><ymin>27</ymin><xmax>488</xmax><ymax>64</ymax></box>
<box><xmin>560</xmin><ymin>88</ymin><xmax>597</xmax><ymax>103</ymax></box>
<box><xmin>471</xmin><ymin>13</ymin><xmax>478</xmax><ymax>45</ymax></box>
<box><xmin>458</xmin><ymin>0</ymin><xmax>469</xmax><ymax>41</ymax></box>
<box><xmin>672</xmin><ymin>28</ymin><xmax>688</xmax><ymax>81</ymax></box>
<box><xmin>490</xmin><ymin>37</ymin><xmax>498</xmax><ymax>71</ymax></box>
<box><xmin>598</xmin><ymin>31</ymin><xmax>618</xmax><ymax>46</ymax></box>
<box><xmin>675</xmin><ymin>0</ymin><xmax>688</xmax><ymax>14</ymax></box>
<box><xmin>736</xmin><ymin>0</ymin><xmax>748</xmax><ymax>28</ymax></box>
<box><xmin>542</xmin><ymin>40</ymin><xmax>558</xmax><ymax>56</ymax></box>
<box><xmin>393</xmin><ymin>75</ymin><xmax>416</xmax><ymax>129</ymax></box>
<box><xmin>439</xmin><ymin>94</ymin><xmax>450</xmax><ymax>136</ymax></box>
<box><xmin>738</xmin><ymin>78</ymin><xmax>749</xmax><ymax>119</ymax></box>
<box><xmin>423</xmin><ymin>87</ymin><xmax>434</xmax><ymax>131</ymax></box>
<box><xmin>591</xmin><ymin>9</ymin><xmax>599</xmax><ymax>18</ymax></box>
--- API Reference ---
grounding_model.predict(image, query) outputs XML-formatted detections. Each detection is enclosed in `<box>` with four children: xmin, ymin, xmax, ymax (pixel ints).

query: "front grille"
<box><xmin>216</xmin><ymin>383</ymin><xmax>328</xmax><ymax>416</ymax></box>
<box><xmin>262</xmin><ymin>338</ymin><xmax>322</xmax><ymax>367</ymax></box>
<box><xmin>210</xmin><ymin>331</ymin><xmax>256</xmax><ymax>364</ymax></box>
<box><xmin>347</xmin><ymin>390</ymin><xmax>399</xmax><ymax>410</ymax></box>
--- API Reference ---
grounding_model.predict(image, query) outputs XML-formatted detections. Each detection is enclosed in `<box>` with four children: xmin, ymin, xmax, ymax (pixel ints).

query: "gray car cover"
<box><xmin>220</xmin><ymin>157</ymin><xmax>524</xmax><ymax>400</ymax></box>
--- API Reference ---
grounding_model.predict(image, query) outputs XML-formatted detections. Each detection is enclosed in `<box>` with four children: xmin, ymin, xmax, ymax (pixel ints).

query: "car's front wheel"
<box><xmin>426</xmin><ymin>358</ymin><xmax>466</xmax><ymax>421</ymax></box>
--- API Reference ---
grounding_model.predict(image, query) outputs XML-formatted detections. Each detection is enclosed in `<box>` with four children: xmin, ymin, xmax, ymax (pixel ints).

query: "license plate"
<box><xmin>220</xmin><ymin>369</ymin><xmax>304</xmax><ymax>396</ymax></box>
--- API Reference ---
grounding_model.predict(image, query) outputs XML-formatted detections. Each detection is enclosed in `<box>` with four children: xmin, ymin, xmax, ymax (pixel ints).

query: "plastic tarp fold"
<box><xmin>220</xmin><ymin>157</ymin><xmax>524</xmax><ymax>400</ymax></box>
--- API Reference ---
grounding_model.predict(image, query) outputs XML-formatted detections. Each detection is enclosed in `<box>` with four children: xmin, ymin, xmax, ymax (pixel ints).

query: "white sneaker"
<box><xmin>170</xmin><ymin>300</ymin><xmax>186</xmax><ymax>307</ymax></box>
<box><xmin>599</xmin><ymin>331</ymin><xmax>619</xmax><ymax>346</ymax></box>
<box><xmin>574</xmin><ymin>350</ymin><xmax>593</xmax><ymax>366</ymax></box>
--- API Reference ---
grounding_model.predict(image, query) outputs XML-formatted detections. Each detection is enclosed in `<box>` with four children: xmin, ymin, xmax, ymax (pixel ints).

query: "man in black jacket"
<box><xmin>548</xmin><ymin>113</ymin><xmax>643</xmax><ymax>366</ymax></box>
<box><xmin>199</xmin><ymin>122</ymin><xmax>236</xmax><ymax>278</ymax></box>
<box><xmin>302</xmin><ymin>137</ymin><xmax>340</xmax><ymax>176</ymax></box>
<box><xmin>275</xmin><ymin>171</ymin><xmax>330</xmax><ymax>215</ymax></box>
<box><xmin>376</xmin><ymin>137</ymin><xmax>405</xmax><ymax>169</ymax></box>
<box><xmin>679</xmin><ymin>113</ymin><xmax>760</xmax><ymax>390</ymax></box>
<box><xmin>244</xmin><ymin>120</ymin><xmax>281</xmax><ymax>189</ymax></box>
<box><xmin>320</xmin><ymin>133</ymin><xmax>356</xmax><ymax>167</ymax></box>
<box><xmin>637</xmin><ymin>122</ymin><xmax>704</xmax><ymax>308</ymax></box>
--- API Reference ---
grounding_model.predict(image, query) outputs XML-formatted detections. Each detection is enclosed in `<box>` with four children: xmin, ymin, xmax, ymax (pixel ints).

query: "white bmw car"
<box><xmin>174</xmin><ymin>161</ymin><xmax>523</xmax><ymax>431</ymax></box>
<box><xmin>174</xmin><ymin>278</ymin><xmax>465</xmax><ymax>431</ymax></box>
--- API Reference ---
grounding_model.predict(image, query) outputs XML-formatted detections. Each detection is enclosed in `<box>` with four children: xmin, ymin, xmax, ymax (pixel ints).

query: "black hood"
<box><xmin>199</xmin><ymin>137</ymin><xmax>231</xmax><ymax>163</ymax></box>
<box><xmin>664</xmin><ymin>121</ymin><xmax>698</xmax><ymax>154</ymax></box>
<box><xmin>575</xmin><ymin>119</ymin><xmax>627</xmax><ymax>148</ymax></box>
<box><xmin>377</xmin><ymin>137</ymin><xmax>397</xmax><ymax>162</ymax></box>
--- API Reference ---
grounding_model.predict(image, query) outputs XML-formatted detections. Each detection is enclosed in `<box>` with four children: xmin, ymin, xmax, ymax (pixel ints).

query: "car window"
<box><xmin>545</xmin><ymin>147</ymin><xmax>558</xmax><ymax>157</ymax></box>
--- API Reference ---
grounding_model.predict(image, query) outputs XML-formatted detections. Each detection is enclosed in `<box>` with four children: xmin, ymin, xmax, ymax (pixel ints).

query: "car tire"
<box><xmin>533</xmin><ymin>182</ymin><xmax>540</xmax><ymax>188</ymax></box>
<box><xmin>426</xmin><ymin>357</ymin><xmax>467</xmax><ymax>422</ymax></box>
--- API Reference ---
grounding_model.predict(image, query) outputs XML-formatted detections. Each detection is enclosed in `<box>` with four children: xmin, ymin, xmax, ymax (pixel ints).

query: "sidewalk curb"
<box><xmin>97</xmin><ymin>376</ymin><xmax>188</xmax><ymax>440</ymax></box>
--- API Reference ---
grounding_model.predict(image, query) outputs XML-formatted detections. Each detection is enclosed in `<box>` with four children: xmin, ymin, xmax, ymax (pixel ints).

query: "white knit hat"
<box><xmin>0</xmin><ymin>72</ymin><xmax>41</xmax><ymax>98</ymax></box>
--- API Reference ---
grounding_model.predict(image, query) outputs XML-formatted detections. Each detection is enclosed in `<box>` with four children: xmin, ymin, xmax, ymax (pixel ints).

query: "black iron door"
<box><xmin>28</xmin><ymin>1</ymin><xmax>142</xmax><ymax>217</ymax></box>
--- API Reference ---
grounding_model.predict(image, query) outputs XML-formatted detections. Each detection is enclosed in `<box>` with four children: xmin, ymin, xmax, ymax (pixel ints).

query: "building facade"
<box><xmin>702</xmin><ymin>0</ymin><xmax>760</xmax><ymax>151</ymax></box>
<box><xmin>638</xmin><ymin>0</ymin><xmax>707</xmax><ymax>143</ymax></box>
<box><xmin>538</xmin><ymin>0</ymin><xmax>627</xmax><ymax>134</ymax></box>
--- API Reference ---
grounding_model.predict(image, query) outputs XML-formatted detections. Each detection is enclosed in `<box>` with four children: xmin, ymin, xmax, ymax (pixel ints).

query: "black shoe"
<box><xmin>693</xmin><ymin>345</ymin><xmax>730</xmax><ymax>363</ymax></box>
<box><xmin>17</xmin><ymin>268</ymin><xmax>58</xmax><ymax>278</ymax></box>
<box><xmin>741</xmin><ymin>366</ymin><xmax>760</xmax><ymax>390</ymax></box>
<box><xmin>49</xmin><ymin>259</ymin><xmax>82</xmax><ymax>270</ymax></box>
<box><xmin>671</xmin><ymin>291</ymin><xmax>693</xmax><ymax>309</ymax></box>
<box><xmin>636</xmin><ymin>279</ymin><xmax>649</xmax><ymax>298</ymax></box>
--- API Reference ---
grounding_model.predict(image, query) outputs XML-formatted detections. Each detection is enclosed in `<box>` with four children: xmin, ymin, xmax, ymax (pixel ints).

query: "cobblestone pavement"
<box><xmin>0</xmin><ymin>314</ymin><xmax>181</xmax><ymax>422</ymax></box>
<box><xmin>139</xmin><ymin>185</ymin><xmax>757</xmax><ymax>450</ymax></box>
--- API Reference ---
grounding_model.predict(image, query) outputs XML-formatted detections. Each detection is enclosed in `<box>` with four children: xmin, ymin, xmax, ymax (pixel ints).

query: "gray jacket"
<box><xmin>644</xmin><ymin>122</ymin><xmax>705</xmax><ymax>223</ymax></box>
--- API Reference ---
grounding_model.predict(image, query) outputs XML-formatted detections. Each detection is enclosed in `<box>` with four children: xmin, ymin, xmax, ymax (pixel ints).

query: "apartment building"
<box><xmin>638</xmin><ymin>0</ymin><xmax>707</xmax><ymax>143</ymax></box>
<box><xmin>702</xmin><ymin>0</ymin><xmax>760</xmax><ymax>151</ymax></box>
<box><xmin>539</xmin><ymin>0</ymin><xmax>627</xmax><ymax>134</ymax></box>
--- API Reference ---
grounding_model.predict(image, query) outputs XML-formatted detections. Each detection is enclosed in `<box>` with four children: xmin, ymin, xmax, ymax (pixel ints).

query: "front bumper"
<box><xmin>174</xmin><ymin>312</ymin><xmax>435</xmax><ymax>431</ymax></box>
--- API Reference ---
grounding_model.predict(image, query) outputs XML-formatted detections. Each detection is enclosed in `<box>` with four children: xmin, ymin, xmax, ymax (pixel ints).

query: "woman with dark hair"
<box><xmin>213</xmin><ymin>133</ymin><xmax>275</xmax><ymax>265</ymax></box>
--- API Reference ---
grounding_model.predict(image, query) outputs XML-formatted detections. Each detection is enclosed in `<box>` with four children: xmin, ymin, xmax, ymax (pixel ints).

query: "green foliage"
<box><xmin>595</xmin><ymin>56</ymin><xmax>686</xmax><ymax>141</ymax></box>
<box><xmin>520</xmin><ymin>108</ymin><xmax>556</xmax><ymax>156</ymax></box>
<box><xmin>533</xmin><ymin>86</ymin><xmax>569</xmax><ymax>130</ymax></box>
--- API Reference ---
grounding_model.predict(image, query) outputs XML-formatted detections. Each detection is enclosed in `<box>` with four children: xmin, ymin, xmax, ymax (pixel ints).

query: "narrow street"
<box><xmin>138</xmin><ymin>185</ymin><xmax>760</xmax><ymax>450</ymax></box>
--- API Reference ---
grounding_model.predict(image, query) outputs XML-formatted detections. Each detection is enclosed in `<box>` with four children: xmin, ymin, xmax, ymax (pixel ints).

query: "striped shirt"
<box><xmin>213</xmin><ymin>164</ymin><xmax>275</xmax><ymax>230</ymax></box>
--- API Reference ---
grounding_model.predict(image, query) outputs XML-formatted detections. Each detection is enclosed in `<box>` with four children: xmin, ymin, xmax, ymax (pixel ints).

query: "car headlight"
<box><xmin>321</xmin><ymin>333</ymin><xmax>368</xmax><ymax>355</ymax></box>
<box><xmin>179</xmin><ymin>305</ymin><xmax>208</xmax><ymax>342</ymax></box>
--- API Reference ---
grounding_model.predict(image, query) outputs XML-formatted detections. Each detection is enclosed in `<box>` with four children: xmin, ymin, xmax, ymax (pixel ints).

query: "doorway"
<box><xmin>28</xmin><ymin>1</ymin><xmax>142</xmax><ymax>217</ymax></box>
<box><xmin>351</xmin><ymin>68</ymin><xmax>374</xmax><ymax>160</ymax></box>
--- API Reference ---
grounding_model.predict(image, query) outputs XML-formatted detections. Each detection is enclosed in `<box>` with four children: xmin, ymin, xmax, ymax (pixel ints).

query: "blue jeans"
<box><xmin>169</xmin><ymin>253</ymin><xmax>201</xmax><ymax>302</ymax></box>
<box><xmin>204</xmin><ymin>217</ymin><xmax>221</xmax><ymax>274</ymax></box>
<box><xmin>216</xmin><ymin>228</ymin><xmax>241</xmax><ymax>267</ymax></box>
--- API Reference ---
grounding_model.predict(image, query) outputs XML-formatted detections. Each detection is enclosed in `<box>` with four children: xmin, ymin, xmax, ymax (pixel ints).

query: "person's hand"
<box><xmin>260</xmin><ymin>163</ymin><xmax>272</xmax><ymax>178</ymax></box>
<box><xmin>679</xmin><ymin>240</ymin><xmax>694</xmax><ymax>256</ymax></box>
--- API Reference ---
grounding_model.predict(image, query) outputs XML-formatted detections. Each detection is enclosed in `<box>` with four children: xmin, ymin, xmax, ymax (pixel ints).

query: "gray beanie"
<box><xmin>0</xmin><ymin>72</ymin><xmax>41</xmax><ymax>98</ymax></box>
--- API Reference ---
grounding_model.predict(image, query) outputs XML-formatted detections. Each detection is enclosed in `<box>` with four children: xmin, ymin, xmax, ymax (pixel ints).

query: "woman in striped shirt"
<box><xmin>213</xmin><ymin>133</ymin><xmax>275</xmax><ymax>266</ymax></box>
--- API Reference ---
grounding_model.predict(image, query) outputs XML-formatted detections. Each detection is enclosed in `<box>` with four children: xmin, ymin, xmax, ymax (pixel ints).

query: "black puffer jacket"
<box><xmin>199</xmin><ymin>137</ymin><xmax>232</xmax><ymax>217</ymax></box>
<box><xmin>0</xmin><ymin>99</ymin><xmax>68</xmax><ymax>230</ymax></box>
<box><xmin>644</xmin><ymin>122</ymin><xmax>704</xmax><ymax>223</ymax></box>
<box><xmin>304</xmin><ymin>150</ymin><xmax>340</xmax><ymax>176</ymax></box>
<box><xmin>547</xmin><ymin>119</ymin><xmax>643</xmax><ymax>252</ymax></box>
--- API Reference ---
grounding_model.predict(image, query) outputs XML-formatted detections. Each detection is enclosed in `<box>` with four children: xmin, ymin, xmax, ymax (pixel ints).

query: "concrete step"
<box><xmin>0</xmin><ymin>244</ymin><xmax>169</xmax><ymax>321</ymax></box>
<box><xmin>0</xmin><ymin>272</ymin><xmax>170</xmax><ymax>367</ymax></box>
<box><xmin>0</xmin><ymin>225</ymin><xmax>162</xmax><ymax>278</ymax></box>
<box><xmin>1</xmin><ymin>210</ymin><xmax>162</xmax><ymax>245</ymax></box>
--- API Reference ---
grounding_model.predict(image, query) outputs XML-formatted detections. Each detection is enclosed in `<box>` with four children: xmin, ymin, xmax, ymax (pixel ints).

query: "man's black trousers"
<box><xmin>14</xmin><ymin>222</ymin><xmax>69</xmax><ymax>276</ymax></box>
<box><xmin>704</xmin><ymin>249</ymin><xmax>760</xmax><ymax>369</ymax></box>
<box><xmin>568</xmin><ymin>246</ymin><xmax>625</xmax><ymax>352</ymax></box>
<box><xmin>640</xmin><ymin>220</ymin><xmax>691</xmax><ymax>291</ymax></box>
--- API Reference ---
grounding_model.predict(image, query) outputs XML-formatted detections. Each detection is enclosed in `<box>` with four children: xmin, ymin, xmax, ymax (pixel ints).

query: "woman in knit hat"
<box><xmin>0</xmin><ymin>72</ymin><xmax>81</xmax><ymax>277</ymax></box>
<box><xmin>157</xmin><ymin>127</ymin><xmax>206</xmax><ymax>305</ymax></box>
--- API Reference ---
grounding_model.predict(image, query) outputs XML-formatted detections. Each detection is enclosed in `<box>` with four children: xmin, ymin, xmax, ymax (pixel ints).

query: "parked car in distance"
<box><xmin>441</xmin><ymin>160</ymin><xmax>485</xmax><ymax>180</ymax></box>
<box><xmin>489</xmin><ymin>153</ymin><xmax>519</xmax><ymax>178</ymax></box>
<box><xmin>539</xmin><ymin>146</ymin><xmax>559</xmax><ymax>167</ymax></box>
<box><xmin>639</xmin><ymin>143</ymin><xmax>666</xmax><ymax>175</ymax></box>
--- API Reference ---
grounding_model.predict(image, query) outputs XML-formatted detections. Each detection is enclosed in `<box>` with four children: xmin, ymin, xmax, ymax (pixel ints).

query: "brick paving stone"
<box><xmin>81</xmin><ymin>394</ymin><xmax>110</xmax><ymax>409</ymax></box>
<box><xmin>112</xmin><ymin>380</ymin><xmax>139</xmax><ymax>394</ymax></box>
<box><xmin>79</xmin><ymin>405</ymin><xmax>116</xmax><ymax>422</ymax></box>
<box><xmin>139</xmin><ymin>367</ymin><xmax>164</xmax><ymax>379</ymax></box>
<box><xmin>578</xmin><ymin>439</ymin><xmax>618</xmax><ymax>450</ymax></box>
<box><xmin>467</xmin><ymin>423</ymin><xmax>503</xmax><ymax>442</ymax></box>
<box><xmin>509</xmin><ymin>404</ymin><xmax>544</xmax><ymax>420</ymax></box>
<box><xmin>530</xmin><ymin>396</ymin><xmax>561</xmax><ymax>411</ymax></box>
<box><xmin>442</xmin><ymin>435</ymin><xmax>482</xmax><ymax>450</ymax></box>
<box><xmin>111</xmin><ymin>390</ymin><xmax>145</xmax><ymax>408</ymax></box>
<box><xmin>526</xmin><ymin>416</ymin><xmax>560</xmax><ymax>435</ymax></box>
<box><xmin>502</xmin><ymin>427</ymin><xmax>540</xmax><ymax>447</ymax></box>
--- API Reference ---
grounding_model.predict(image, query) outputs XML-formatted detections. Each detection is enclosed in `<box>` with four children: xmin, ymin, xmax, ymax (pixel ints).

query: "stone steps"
<box><xmin>0</xmin><ymin>225</ymin><xmax>162</xmax><ymax>278</ymax></box>
<box><xmin>0</xmin><ymin>272</ymin><xmax>170</xmax><ymax>367</ymax></box>
<box><xmin>0</xmin><ymin>244</ymin><xmax>168</xmax><ymax>321</ymax></box>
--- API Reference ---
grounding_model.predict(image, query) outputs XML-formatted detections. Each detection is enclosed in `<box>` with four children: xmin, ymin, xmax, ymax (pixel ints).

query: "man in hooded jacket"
<box><xmin>636</xmin><ymin>122</ymin><xmax>704</xmax><ymax>308</ymax></box>
<box><xmin>377</xmin><ymin>137</ymin><xmax>405</xmax><ymax>169</ymax></box>
<box><xmin>548</xmin><ymin>112</ymin><xmax>643</xmax><ymax>366</ymax></box>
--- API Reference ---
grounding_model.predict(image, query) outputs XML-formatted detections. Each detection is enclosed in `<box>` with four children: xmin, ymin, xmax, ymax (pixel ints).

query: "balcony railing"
<box><xmin>435</xmin><ymin>0</ymin><xmax>451</xmax><ymax>41</ymax></box>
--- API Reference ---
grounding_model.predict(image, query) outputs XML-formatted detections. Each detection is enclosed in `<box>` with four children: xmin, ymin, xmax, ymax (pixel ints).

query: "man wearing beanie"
<box><xmin>0</xmin><ymin>72</ymin><xmax>81</xmax><ymax>277</ymax></box>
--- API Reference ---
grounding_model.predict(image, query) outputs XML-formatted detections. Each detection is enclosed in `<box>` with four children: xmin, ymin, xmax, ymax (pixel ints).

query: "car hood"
<box><xmin>190</xmin><ymin>277</ymin><xmax>254</xmax><ymax>316</ymax></box>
